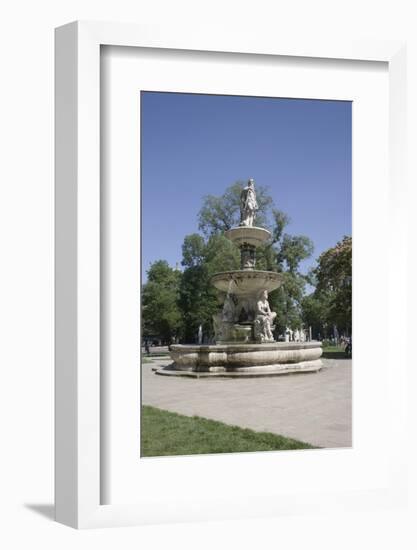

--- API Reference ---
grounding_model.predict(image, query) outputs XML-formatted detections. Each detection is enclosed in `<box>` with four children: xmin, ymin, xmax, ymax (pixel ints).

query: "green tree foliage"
<box><xmin>278</xmin><ymin>235</ymin><xmax>314</xmax><ymax>273</ymax></box>
<box><xmin>142</xmin><ymin>260</ymin><xmax>183</xmax><ymax>344</ymax></box>
<box><xmin>302</xmin><ymin>236</ymin><xmax>352</xmax><ymax>337</ymax></box>
<box><xmin>301</xmin><ymin>293</ymin><xmax>330</xmax><ymax>339</ymax></box>
<box><xmin>179</xmin><ymin>234</ymin><xmax>240</xmax><ymax>342</ymax></box>
<box><xmin>178</xmin><ymin>264</ymin><xmax>215</xmax><ymax>342</ymax></box>
<box><xmin>204</xmin><ymin>234</ymin><xmax>240</xmax><ymax>275</ymax></box>
<box><xmin>181</xmin><ymin>234</ymin><xmax>206</xmax><ymax>267</ymax></box>
<box><xmin>315</xmin><ymin>236</ymin><xmax>352</xmax><ymax>294</ymax></box>
<box><xmin>271</xmin><ymin>209</ymin><xmax>291</xmax><ymax>243</ymax></box>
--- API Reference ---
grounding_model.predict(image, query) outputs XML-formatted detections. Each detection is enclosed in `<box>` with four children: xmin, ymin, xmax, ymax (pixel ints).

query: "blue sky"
<box><xmin>141</xmin><ymin>92</ymin><xmax>351</xmax><ymax>281</ymax></box>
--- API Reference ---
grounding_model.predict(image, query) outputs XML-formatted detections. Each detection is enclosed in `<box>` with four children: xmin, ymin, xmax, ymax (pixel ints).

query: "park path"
<box><xmin>141</xmin><ymin>358</ymin><xmax>352</xmax><ymax>448</ymax></box>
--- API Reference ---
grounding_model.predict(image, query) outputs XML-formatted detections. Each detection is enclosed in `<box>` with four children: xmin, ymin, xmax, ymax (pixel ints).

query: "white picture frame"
<box><xmin>55</xmin><ymin>21</ymin><xmax>407</xmax><ymax>529</ymax></box>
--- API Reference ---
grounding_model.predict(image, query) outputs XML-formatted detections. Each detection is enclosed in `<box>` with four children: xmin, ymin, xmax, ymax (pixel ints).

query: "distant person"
<box><xmin>344</xmin><ymin>337</ymin><xmax>352</xmax><ymax>356</ymax></box>
<box><xmin>144</xmin><ymin>341</ymin><xmax>150</xmax><ymax>355</ymax></box>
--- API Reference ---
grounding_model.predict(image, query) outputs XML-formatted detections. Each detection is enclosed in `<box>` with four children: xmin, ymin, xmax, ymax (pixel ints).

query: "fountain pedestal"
<box><xmin>210</xmin><ymin>226</ymin><xmax>282</xmax><ymax>344</ymax></box>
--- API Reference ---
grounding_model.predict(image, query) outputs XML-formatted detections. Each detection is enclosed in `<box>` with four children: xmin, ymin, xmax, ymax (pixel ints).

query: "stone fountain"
<box><xmin>156</xmin><ymin>179</ymin><xmax>323</xmax><ymax>377</ymax></box>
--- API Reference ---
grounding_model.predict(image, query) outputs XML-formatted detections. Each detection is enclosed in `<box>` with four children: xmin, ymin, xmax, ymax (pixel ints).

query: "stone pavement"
<box><xmin>141</xmin><ymin>357</ymin><xmax>352</xmax><ymax>448</ymax></box>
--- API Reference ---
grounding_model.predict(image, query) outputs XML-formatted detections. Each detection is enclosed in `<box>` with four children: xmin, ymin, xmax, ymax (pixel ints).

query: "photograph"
<box><xmin>140</xmin><ymin>91</ymin><xmax>352</xmax><ymax>458</ymax></box>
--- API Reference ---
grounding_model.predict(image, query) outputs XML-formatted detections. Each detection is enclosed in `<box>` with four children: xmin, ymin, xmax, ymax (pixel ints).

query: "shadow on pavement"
<box><xmin>322</xmin><ymin>352</ymin><xmax>351</xmax><ymax>360</ymax></box>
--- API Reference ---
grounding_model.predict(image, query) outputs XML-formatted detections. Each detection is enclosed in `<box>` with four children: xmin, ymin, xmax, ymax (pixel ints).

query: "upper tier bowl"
<box><xmin>224</xmin><ymin>226</ymin><xmax>271</xmax><ymax>248</ymax></box>
<box><xmin>210</xmin><ymin>270</ymin><xmax>284</xmax><ymax>295</ymax></box>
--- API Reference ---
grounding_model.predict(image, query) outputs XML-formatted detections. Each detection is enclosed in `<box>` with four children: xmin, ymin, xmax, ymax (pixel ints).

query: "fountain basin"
<box><xmin>211</xmin><ymin>270</ymin><xmax>284</xmax><ymax>295</ymax></box>
<box><xmin>156</xmin><ymin>341</ymin><xmax>323</xmax><ymax>377</ymax></box>
<box><xmin>224</xmin><ymin>226</ymin><xmax>271</xmax><ymax>248</ymax></box>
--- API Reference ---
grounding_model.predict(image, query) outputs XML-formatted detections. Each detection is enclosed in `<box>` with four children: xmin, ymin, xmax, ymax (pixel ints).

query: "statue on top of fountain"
<box><xmin>239</xmin><ymin>178</ymin><xmax>259</xmax><ymax>227</ymax></box>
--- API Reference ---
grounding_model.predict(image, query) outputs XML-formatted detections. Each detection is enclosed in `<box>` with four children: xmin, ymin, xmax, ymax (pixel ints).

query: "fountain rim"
<box><xmin>224</xmin><ymin>226</ymin><xmax>272</xmax><ymax>247</ymax></box>
<box><xmin>210</xmin><ymin>269</ymin><xmax>285</xmax><ymax>293</ymax></box>
<box><xmin>170</xmin><ymin>341</ymin><xmax>322</xmax><ymax>352</ymax></box>
<box><xmin>224</xmin><ymin>225</ymin><xmax>271</xmax><ymax>236</ymax></box>
<box><xmin>210</xmin><ymin>269</ymin><xmax>285</xmax><ymax>279</ymax></box>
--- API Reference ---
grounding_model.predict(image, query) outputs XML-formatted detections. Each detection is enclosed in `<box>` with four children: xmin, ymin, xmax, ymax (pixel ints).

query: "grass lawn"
<box><xmin>141</xmin><ymin>405</ymin><xmax>316</xmax><ymax>457</ymax></box>
<box><xmin>322</xmin><ymin>345</ymin><xmax>349</xmax><ymax>359</ymax></box>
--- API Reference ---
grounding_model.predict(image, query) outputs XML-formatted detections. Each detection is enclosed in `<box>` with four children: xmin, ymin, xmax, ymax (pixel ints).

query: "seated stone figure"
<box><xmin>254</xmin><ymin>290</ymin><xmax>277</xmax><ymax>343</ymax></box>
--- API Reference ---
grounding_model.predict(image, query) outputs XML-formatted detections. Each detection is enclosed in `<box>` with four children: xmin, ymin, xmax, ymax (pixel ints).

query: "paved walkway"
<box><xmin>142</xmin><ymin>357</ymin><xmax>352</xmax><ymax>448</ymax></box>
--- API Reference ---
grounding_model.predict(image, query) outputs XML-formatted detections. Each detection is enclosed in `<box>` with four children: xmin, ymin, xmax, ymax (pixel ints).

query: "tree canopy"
<box><xmin>178</xmin><ymin>233</ymin><xmax>240</xmax><ymax>341</ymax></box>
<box><xmin>142</xmin><ymin>260</ymin><xmax>183</xmax><ymax>344</ymax></box>
<box><xmin>302</xmin><ymin>236</ymin><xmax>352</xmax><ymax>337</ymax></box>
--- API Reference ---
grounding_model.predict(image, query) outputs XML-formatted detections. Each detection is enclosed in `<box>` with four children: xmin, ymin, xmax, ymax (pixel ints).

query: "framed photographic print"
<box><xmin>55</xmin><ymin>21</ymin><xmax>407</xmax><ymax>528</ymax></box>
